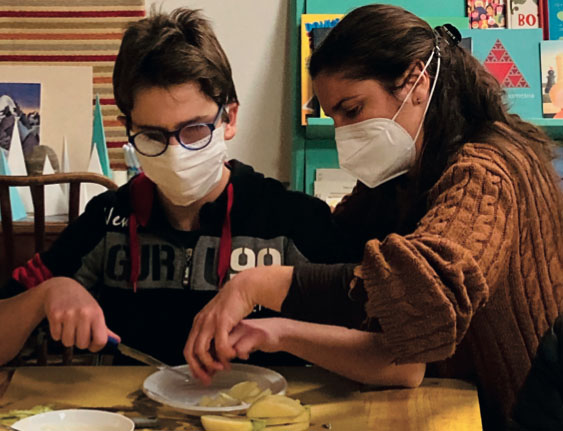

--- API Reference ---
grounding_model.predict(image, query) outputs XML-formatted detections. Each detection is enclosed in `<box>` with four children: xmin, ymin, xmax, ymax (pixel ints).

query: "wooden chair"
<box><xmin>0</xmin><ymin>172</ymin><xmax>118</xmax><ymax>365</ymax></box>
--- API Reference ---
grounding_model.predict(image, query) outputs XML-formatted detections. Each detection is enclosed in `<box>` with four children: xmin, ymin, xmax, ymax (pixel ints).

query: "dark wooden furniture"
<box><xmin>0</xmin><ymin>172</ymin><xmax>118</xmax><ymax>365</ymax></box>
<box><xmin>0</xmin><ymin>172</ymin><xmax>118</xmax><ymax>276</ymax></box>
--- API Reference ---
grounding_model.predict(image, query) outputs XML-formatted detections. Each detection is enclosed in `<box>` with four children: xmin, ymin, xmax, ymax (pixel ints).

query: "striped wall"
<box><xmin>0</xmin><ymin>0</ymin><xmax>145</xmax><ymax>170</ymax></box>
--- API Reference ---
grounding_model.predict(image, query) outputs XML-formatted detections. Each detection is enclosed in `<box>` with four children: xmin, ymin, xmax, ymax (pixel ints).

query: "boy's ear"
<box><xmin>223</xmin><ymin>103</ymin><xmax>239</xmax><ymax>141</ymax></box>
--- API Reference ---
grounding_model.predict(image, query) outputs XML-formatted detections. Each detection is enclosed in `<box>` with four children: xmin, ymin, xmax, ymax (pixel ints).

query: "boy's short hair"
<box><xmin>113</xmin><ymin>8</ymin><xmax>238</xmax><ymax>117</ymax></box>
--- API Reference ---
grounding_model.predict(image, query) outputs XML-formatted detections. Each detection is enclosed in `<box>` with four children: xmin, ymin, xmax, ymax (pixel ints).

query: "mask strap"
<box><xmin>412</xmin><ymin>50</ymin><xmax>440</xmax><ymax>143</ymax></box>
<box><xmin>392</xmin><ymin>47</ymin><xmax>438</xmax><ymax>123</ymax></box>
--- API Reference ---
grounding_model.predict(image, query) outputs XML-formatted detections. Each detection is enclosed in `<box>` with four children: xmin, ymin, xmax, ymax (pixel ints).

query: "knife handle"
<box><xmin>107</xmin><ymin>335</ymin><xmax>119</xmax><ymax>347</ymax></box>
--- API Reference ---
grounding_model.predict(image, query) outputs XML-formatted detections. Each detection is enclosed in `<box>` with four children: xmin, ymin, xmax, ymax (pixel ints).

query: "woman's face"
<box><xmin>312</xmin><ymin>71</ymin><xmax>428</xmax><ymax>151</ymax></box>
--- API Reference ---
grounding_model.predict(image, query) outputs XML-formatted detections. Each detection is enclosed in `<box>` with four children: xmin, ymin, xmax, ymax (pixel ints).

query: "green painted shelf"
<box><xmin>529</xmin><ymin>118</ymin><xmax>563</xmax><ymax>140</ymax></box>
<box><xmin>305</xmin><ymin>117</ymin><xmax>563</xmax><ymax>141</ymax></box>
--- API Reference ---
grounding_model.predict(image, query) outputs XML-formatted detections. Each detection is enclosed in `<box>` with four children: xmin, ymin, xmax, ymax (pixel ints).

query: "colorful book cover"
<box><xmin>468</xmin><ymin>0</ymin><xmax>507</xmax><ymax>28</ymax></box>
<box><xmin>460</xmin><ymin>29</ymin><xmax>543</xmax><ymax>118</ymax></box>
<box><xmin>547</xmin><ymin>0</ymin><xmax>563</xmax><ymax>39</ymax></box>
<box><xmin>507</xmin><ymin>0</ymin><xmax>540</xmax><ymax>28</ymax></box>
<box><xmin>301</xmin><ymin>14</ymin><xmax>342</xmax><ymax>125</ymax></box>
<box><xmin>539</xmin><ymin>40</ymin><xmax>563</xmax><ymax>117</ymax></box>
<box><xmin>540</xmin><ymin>0</ymin><xmax>549</xmax><ymax>39</ymax></box>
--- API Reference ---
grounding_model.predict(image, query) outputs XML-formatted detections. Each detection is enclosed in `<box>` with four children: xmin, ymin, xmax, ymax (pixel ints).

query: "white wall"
<box><xmin>146</xmin><ymin>0</ymin><xmax>291</xmax><ymax>182</ymax></box>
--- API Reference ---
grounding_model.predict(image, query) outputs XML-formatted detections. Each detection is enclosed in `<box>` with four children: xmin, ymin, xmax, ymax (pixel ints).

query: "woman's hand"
<box><xmin>227</xmin><ymin>318</ymin><xmax>284</xmax><ymax>360</ymax></box>
<box><xmin>184</xmin><ymin>273</ymin><xmax>255</xmax><ymax>384</ymax></box>
<box><xmin>42</xmin><ymin>277</ymin><xmax>120</xmax><ymax>351</ymax></box>
<box><xmin>184</xmin><ymin>266</ymin><xmax>294</xmax><ymax>385</ymax></box>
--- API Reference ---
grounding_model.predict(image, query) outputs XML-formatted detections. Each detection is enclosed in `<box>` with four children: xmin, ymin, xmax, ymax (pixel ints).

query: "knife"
<box><xmin>107</xmin><ymin>336</ymin><xmax>191</xmax><ymax>381</ymax></box>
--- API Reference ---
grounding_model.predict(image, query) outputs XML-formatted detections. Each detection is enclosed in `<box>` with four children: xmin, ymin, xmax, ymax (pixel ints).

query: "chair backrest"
<box><xmin>0</xmin><ymin>172</ymin><xmax>118</xmax><ymax>366</ymax></box>
<box><xmin>0</xmin><ymin>172</ymin><xmax>118</xmax><ymax>275</ymax></box>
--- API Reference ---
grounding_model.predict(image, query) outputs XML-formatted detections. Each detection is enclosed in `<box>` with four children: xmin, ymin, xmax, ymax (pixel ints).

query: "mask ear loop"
<box><xmin>411</xmin><ymin>47</ymin><xmax>440</xmax><ymax>144</ymax></box>
<box><xmin>391</xmin><ymin>47</ymin><xmax>438</xmax><ymax>123</ymax></box>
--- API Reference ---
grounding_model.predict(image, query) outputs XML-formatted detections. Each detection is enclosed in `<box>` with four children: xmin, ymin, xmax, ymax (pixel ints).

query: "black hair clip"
<box><xmin>438</xmin><ymin>23</ymin><xmax>462</xmax><ymax>47</ymax></box>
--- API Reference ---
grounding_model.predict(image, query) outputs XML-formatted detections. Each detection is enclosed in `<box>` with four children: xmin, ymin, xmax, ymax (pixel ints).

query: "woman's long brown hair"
<box><xmin>309</xmin><ymin>4</ymin><xmax>562</xmax><ymax>209</ymax></box>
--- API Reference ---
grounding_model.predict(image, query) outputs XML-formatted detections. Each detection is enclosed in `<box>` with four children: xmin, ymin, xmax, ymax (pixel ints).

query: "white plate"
<box><xmin>12</xmin><ymin>409</ymin><xmax>134</xmax><ymax>431</ymax></box>
<box><xmin>142</xmin><ymin>363</ymin><xmax>287</xmax><ymax>415</ymax></box>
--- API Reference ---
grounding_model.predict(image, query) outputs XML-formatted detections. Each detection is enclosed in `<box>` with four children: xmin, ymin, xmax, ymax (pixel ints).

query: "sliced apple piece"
<box><xmin>262</xmin><ymin>407</ymin><xmax>310</xmax><ymax>426</ymax></box>
<box><xmin>201</xmin><ymin>415</ymin><xmax>265</xmax><ymax>431</ymax></box>
<box><xmin>244</xmin><ymin>388</ymin><xmax>272</xmax><ymax>404</ymax></box>
<box><xmin>228</xmin><ymin>381</ymin><xmax>261</xmax><ymax>401</ymax></box>
<box><xmin>218</xmin><ymin>392</ymin><xmax>242</xmax><ymax>407</ymax></box>
<box><xmin>199</xmin><ymin>395</ymin><xmax>213</xmax><ymax>407</ymax></box>
<box><xmin>247</xmin><ymin>395</ymin><xmax>305</xmax><ymax>419</ymax></box>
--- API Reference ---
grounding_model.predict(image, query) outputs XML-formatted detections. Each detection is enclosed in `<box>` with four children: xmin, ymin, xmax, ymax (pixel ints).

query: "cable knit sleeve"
<box><xmin>356</xmin><ymin>145</ymin><xmax>516</xmax><ymax>364</ymax></box>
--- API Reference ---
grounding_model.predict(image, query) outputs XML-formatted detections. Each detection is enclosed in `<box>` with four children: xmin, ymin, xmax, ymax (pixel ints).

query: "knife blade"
<box><xmin>107</xmin><ymin>336</ymin><xmax>190</xmax><ymax>381</ymax></box>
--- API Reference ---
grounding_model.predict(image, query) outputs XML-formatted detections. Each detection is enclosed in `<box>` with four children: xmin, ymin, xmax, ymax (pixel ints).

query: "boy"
<box><xmin>0</xmin><ymin>8</ymin><xmax>359</xmax><ymax>366</ymax></box>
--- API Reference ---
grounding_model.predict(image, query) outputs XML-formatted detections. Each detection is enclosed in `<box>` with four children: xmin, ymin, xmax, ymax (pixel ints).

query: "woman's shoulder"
<box><xmin>435</xmin><ymin>129</ymin><xmax>559</xmax><ymax>206</ymax></box>
<box><xmin>440</xmin><ymin>141</ymin><xmax>514</xmax><ymax>186</ymax></box>
<box><xmin>448</xmin><ymin>130</ymin><xmax>541</xmax><ymax>183</ymax></box>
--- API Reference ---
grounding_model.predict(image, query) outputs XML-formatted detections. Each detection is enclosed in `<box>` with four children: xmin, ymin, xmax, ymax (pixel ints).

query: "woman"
<box><xmin>185</xmin><ymin>4</ymin><xmax>563</xmax><ymax>429</ymax></box>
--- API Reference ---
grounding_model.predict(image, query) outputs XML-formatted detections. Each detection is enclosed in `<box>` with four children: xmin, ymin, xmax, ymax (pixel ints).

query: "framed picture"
<box><xmin>0</xmin><ymin>65</ymin><xmax>93</xmax><ymax>173</ymax></box>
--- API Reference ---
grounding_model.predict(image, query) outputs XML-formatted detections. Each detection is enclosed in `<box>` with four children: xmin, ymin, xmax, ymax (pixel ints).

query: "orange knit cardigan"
<box><xmin>354</xmin><ymin>142</ymin><xmax>563</xmax><ymax>421</ymax></box>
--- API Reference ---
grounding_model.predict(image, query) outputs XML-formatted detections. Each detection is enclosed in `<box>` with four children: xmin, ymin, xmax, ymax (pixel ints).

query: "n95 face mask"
<box><xmin>335</xmin><ymin>48</ymin><xmax>441</xmax><ymax>189</ymax></box>
<box><xmin>136</xmin><ymin>125</ymin><xmax>228</xmax><ymax>206</ymax></box>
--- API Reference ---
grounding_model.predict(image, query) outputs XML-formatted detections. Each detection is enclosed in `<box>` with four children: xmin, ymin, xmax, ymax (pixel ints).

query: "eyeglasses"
<box><xmin>127</xmin><ymin>105</ymin><xmax>224</xmax><ymax>157</ymax></box>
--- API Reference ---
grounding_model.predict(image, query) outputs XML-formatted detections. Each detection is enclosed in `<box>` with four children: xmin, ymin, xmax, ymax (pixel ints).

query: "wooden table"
<box><xmin>0</xmin><ymin>366</ymin><xmax>482</xmax><ymax>431</ymax></box>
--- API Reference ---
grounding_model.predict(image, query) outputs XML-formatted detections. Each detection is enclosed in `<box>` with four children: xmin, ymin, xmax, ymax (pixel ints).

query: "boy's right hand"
<box><xmin>41</xmin><ymin>277</ymin><xmax>120</xmax><ymax>352</ymax></box>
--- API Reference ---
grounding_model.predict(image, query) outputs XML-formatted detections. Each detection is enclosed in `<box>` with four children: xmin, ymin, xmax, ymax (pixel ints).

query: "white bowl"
<box><xmin>11</xmin><ymin>409</ymin><xmax>134</xmax><ymax>431</ymax></box>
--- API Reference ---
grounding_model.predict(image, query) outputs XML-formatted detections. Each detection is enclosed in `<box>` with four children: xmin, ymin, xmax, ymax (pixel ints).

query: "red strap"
<box><xmin>128</xmin><ymin>173</ymin><xmax>155</xmax><ymax>293</ymax></box>
<box><xmin>130</xmin><ymin>173</ymin><xmax>154</xmax><ymax>227</ymax></box>
<box><xmin>217</xmin><ymin>183</ymin><xmax>234</xmax><ymax>288</ymax></box>
<box><xmin>12</xmin><ymin>253</ymin><xmax>52</xmax><ymax>289</ymax></box>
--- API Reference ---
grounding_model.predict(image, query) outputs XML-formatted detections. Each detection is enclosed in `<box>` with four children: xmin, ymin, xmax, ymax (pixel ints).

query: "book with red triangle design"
<box><xmin>484</xmin><ymin>40</ymin><xmax>529</xmax><ymax>88</ymax></box>
<box><xmin>460</xmin><ymin>29</ymin><xmax>542</xmax><ymax>119</ymax></box>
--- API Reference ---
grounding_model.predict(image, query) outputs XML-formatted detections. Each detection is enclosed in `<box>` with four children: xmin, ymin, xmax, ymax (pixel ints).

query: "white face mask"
<box><xmin>334</xmin><ymin>48</ymin><xmax>441</xmax><ymax>189</ymax></box>
<box><xmin>136</xmin><ymin>125</ymin><xmax>228</xmax><ymax>206</ymax></box>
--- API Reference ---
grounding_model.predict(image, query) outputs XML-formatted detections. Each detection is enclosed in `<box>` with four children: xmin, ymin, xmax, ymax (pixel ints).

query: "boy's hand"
<box><xmin>42</xmin><ymin>277</ymin><xmax>120</xmax><ymax>352</ymax></box>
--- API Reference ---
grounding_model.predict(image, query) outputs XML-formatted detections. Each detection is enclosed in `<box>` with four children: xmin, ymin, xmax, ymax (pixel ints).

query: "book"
<box><xmin>315</xmin><ymin>168</ymin><xmax>356</xmax><ymax>182</ymax></box>
<box><xmin>540</xmin><ymin>0</ymin><xmax>549</xmax><ymax>39</ymax></box>
<box><xmin>540</xmin><ymin>40</ymin><xmax>563</xmax><ymax>117</ymax></box>
<box><xmin>468</xmin><ymin>0</ymin><xmax>507</xmax><ymax>28</ymax></box>
<box><xmin>460</xmin><ymin>29</ymin><xmax>543</xmax><ymax>118</ymax></box>
<box><xmin>301</xmin><ymin>14</ymin><xmax>343</xmax><ymax>125</ymax></box>
<box><xmin>547</xmin><ymin>0</ymin><xmax>563</xmax><ymax>39</ymax></box>
<box><xmin>314</xmin><ymin>168</ymin><xmax>356</xmax><ymax>207</ymax></box>
<box><xmin>507</xmin><ymin>0</ymin><xmax>540</xmax><ymax>28</ymax></box>
<box><xmin>460</xmin><ymin>37</ymin><xmax>474</xmax><ymax>52</ymax></box>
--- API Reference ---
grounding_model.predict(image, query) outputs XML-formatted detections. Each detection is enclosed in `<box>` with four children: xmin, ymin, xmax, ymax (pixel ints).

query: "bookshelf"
<box><xmin>289</xmin><ymin>0</ymin><xmax>563</xmax><ymax>194</ymax></box>
<box><xmin>306</xmin><ymin>117</ymin><xmax>563</xmax><ymax>140</ymax></box>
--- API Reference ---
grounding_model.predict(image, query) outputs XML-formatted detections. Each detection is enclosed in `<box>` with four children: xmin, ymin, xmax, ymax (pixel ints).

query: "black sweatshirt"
<box><xmin>1</xmin><ymin>160</ymin><xmax>363</xmax><ymax>365</ymax></box>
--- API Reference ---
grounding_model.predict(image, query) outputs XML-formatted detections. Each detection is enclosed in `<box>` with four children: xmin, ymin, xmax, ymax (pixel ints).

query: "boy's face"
<box><xmin>128</xmin><ymin>81</ymin><xmax>238</xmax><ymax>143</ymax></box>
